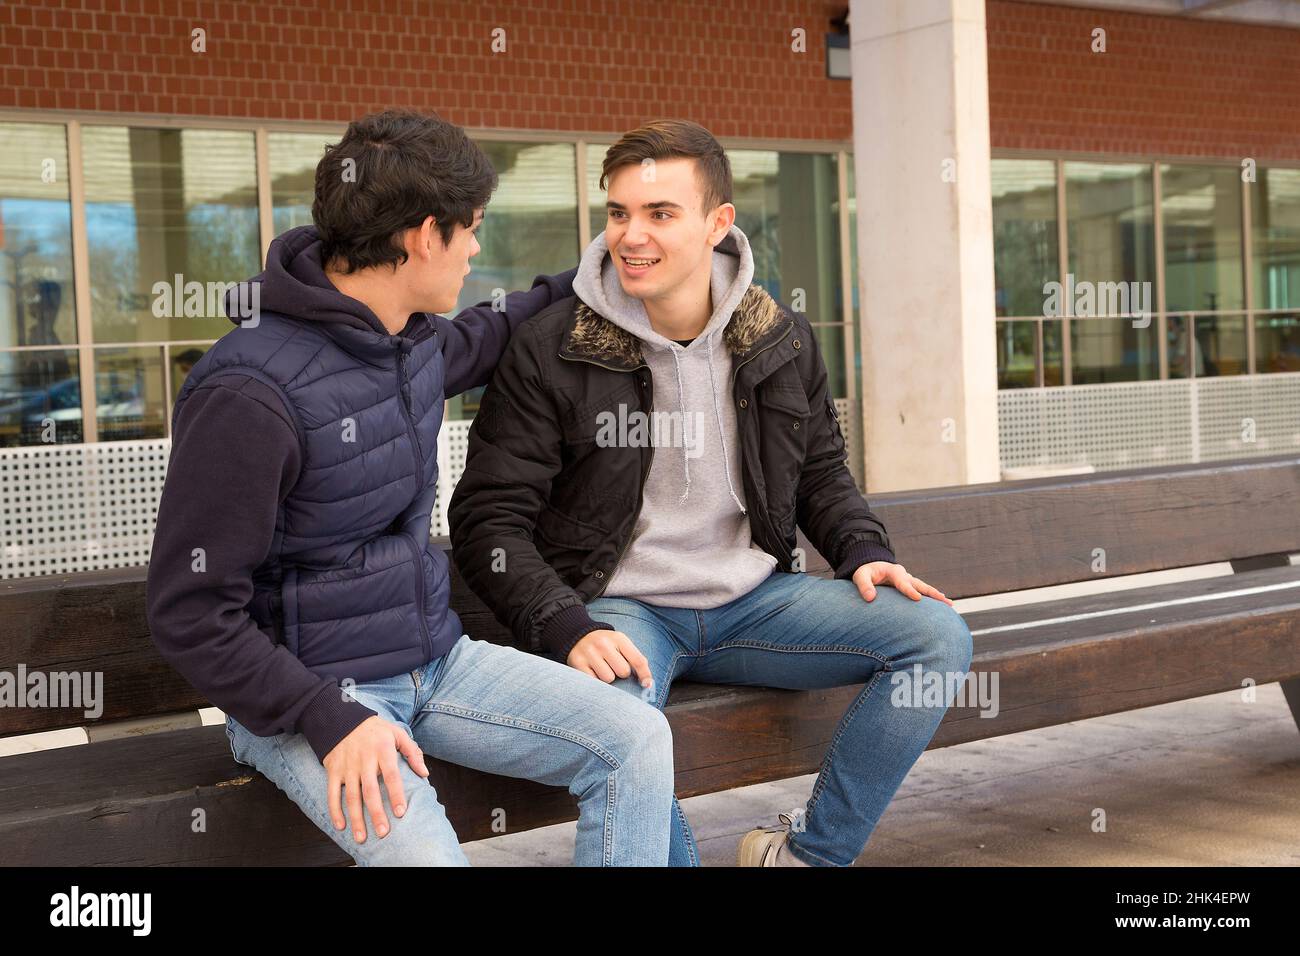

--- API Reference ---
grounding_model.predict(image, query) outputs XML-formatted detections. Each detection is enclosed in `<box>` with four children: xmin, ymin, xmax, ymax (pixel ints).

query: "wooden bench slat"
<box><xmin>4</xmin><ymin>561</ymin><xmax>1300</xmax><ymax>865</ymax></box>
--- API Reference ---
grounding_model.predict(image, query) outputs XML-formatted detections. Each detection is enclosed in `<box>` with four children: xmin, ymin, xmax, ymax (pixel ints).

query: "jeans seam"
<box><xmin>673</xmin><ymin>797</ymin><xmax>699</xmax><ymax>866</ymax></box>
<box><xmin>654</xmin><ymin>650</ymin><xmax>686</xmax><ymax>708</ymax></box>
<box><xmin>268</xmin><ymin>738</ymin><xmax>364</xmax><ymax>860</ymax></box>
<box><xmin>422</xmin><ymin>702</ymin><xmax>624</xmax><ymax>769</ymax></box>
<box><xmin>804</xmin><ymin>665</ymin><xmax>890</xmax><ymax>829</ymax></box>
<box><xmin>706</xmin><ymin>640</ymin><xmax>891</xmax><ymax>664</ymax></box>
<box><xmin>605</xmin><ymin>772</ymin><xmax>616</xmax><ymax>865</ymax></box>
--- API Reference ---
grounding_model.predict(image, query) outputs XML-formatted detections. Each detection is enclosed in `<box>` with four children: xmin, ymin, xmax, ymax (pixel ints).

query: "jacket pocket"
<box><xmin>756</xmin><ymin>383</ymin><xmax>810</xmax><ymax>419</ymax></box>
<box><xmin>535</xmin><ymin>503</ymin><xmax>608</xmax><ymax>549</ymax></box>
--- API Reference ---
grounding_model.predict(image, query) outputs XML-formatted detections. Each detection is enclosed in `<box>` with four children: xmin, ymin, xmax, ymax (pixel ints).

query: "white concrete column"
<box><xmin>849</xmin><ymin>0</ymin><xmax>1001</xmax><ymax>491</ymax></box>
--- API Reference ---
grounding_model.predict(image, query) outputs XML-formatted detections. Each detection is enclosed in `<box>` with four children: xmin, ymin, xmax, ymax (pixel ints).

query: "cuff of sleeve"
<box><xmin>297</xmin><ymin>684</ymin><xmax>378</xmax><ymax>764</ymax></box>
<box><xmin>834</xmin><ymin>539</ymin><xmax>897</xmax><ymax>579</ymax></box>
<box><xmin>540</xmin><ymin>603</ymin><xmax>613</xmax><ymax>662</ymax></box>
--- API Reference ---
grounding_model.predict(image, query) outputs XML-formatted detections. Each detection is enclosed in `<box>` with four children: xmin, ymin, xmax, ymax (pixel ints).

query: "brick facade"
<box><xmin>1</xmin><ymin>0</ymin><xmax>1298</xmax><ymax>160</ymax></box>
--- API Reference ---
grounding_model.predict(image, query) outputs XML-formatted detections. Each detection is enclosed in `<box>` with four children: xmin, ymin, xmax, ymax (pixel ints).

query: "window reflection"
<box><xmin>0</xmin><ymin>349</ymin><xmax>81</xmax><ymax>446</ymax></box>
<box><xmin>94</xmin><ymin>347</ymin><xmax>166</xmax><ymax>441</ymax></box>
<box><xmin>1065</xmin><ymin>162</ymin><xmax>1155</xmax><ymax>312</ymax></box>
<box><xmin>83</xmin><ymin>126</ymin><xmax>260</xmax><ymax>344</ymax></box>
<box><xmin>1255</xmin><ymin>313</ymin><xmax>1300</xmax><ymax>373</ymax></box>
<box><xmin>992</xmin><ymin>159</ymin><xmax>1058</xmax><ymax>317</ymax></box>
<box><xmin>0</xmin><ymin>123</ymin><xmax>77</xmax><ymax>352</ymax></box>
<box><xmin>1252</xmin><ymin>168</ymin><xmax>1300</xmax><ymax>312</ymax></box>
<box><xmin>170</xmin><ymin>344</ymin><xmax>210</xmax><ymax>402</ymax></box>
<box><xmin>996</xmin><ymin>320</ymin><xmax>1038</xmax><ymax>388</ymax></box>
<box><xmin>1070</xmin><ymin>318</ymin><xmax>1158</xmax><ymax>384</ymax></box>
<box><xmin>1161</xmin><ymin>164</ymin><xmax>1243</xmax><ymax>313</ymax></box>
<box><xmin>269</xmin><ymin>132</ymin><xmax>335</xmax><ymax>238</ymax></box>
<box><xmin>449</xmin><ymin>141</ymin><xmax>580</xmax><ymax>420</ymax></box>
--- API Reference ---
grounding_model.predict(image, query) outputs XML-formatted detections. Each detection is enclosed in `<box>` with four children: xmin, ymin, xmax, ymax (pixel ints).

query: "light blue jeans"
<box><xmin>226</xmin><ymin>633</ymin><xmax>675</xmax><ymax>865</ymax></box>
<box><xmin>586</xmin><ymin>570</ymin><xmax>974</xmax><ymax>867</ymax></box>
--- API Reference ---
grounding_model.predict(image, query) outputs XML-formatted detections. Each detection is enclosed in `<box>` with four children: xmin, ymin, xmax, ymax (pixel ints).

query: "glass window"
<box><xmin>94</xmin><ymin>346</ymin><xmax>166</xmax><ymax>441</ymax></box>
<box><xmin>449</xmin><ymin>141</ymin><xmax>579</xmax><ymax>420</ymax></box>
<box><xmin>169</xmin><ymin>343</ymin><xmax>210</xmax><ymax>402</ymax></box>
<box><xmin>1167</xmin><ymin>314</ymin><xmax>1247</xmax><ymax>378</ymax></box>
<box><xmin>1070</xmin><ymin>318</ymin><xmax>1158</xmax><ymax>384</ymax></box>
<box><xmin>996</xmin><ymin>320</ymin><xmax>1038</xmax><ymax>388</ymax></box>
<box><xmin>0</xmin><ymin>123</ymin><xmax>77</xmax><ymax>352</ymax></box>
<box><xmin>731</xmin><ymin>151</ymin><xmax>841</xmax><ymax>321</ymax></box>
<box><xmin>1192</xmin><ymin>314</ymin><xmax>1247</xmax><ymax>376</ymax></box>
<box><xmin>1254</xmin><ymin>313</ymin><xmax>1300</xmax><ymax>373</ymax></box>
<box><xmin>0</xmin><ymin>349</ymin><xmax>81</xmax><ymax>446</ymax></box>
<box><xmin>992</xmin><ymin>159</ymin><xmax>1058</xmax><ymax>317</ymax></box>
<box><xmin>1252</xmin><ymin>167</ymin><xmax>1300</xmax><ymax>312</ymax></box>
<box><xmin>1065</xmin><ymin>162</ymin><xmax>1155</xmax><ymax>318</ymax></box>
<box><xmin>1043</xmin><ymin>319</ymin><xmax>1063</xmax><ymax>386</ymax></box>
<box><xmin>269</xmin><ymin>131</ymin><xmax>337</xmax><ymax>238</ymax></box>
<box><xmin>1161</xmin><ymin>164</ymin><xmax>1243</xmax><ymax>313</ymax></box>
<box><xmin>731</xmin><ymin>150</ymin><xmax>847</xmax><ymax>394</ymax></box>
<box><xmin>586</xmin><ymin>142</ymin><xmax>615</xmax><ymax>241</ymax></box>
<box><xmin>82</xmin><ymin>126</ymin><xmax>261</xmax><ymax>344</ymax></box>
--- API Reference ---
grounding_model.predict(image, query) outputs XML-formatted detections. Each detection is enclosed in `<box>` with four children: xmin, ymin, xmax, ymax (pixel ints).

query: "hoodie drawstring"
<box><xmin>669</xmin><ymin>346</ymin><xmax>692</xmax><ymax>503</ymax></box>
<box><xmin>707</xmin><ymin>335</ymin><xmax>748</xmax><ymax>515</ymax></box>
<box><xmin>667</xmin><ymin>337</ymin><xmax>746</xmax><ymax>515</ymax></box>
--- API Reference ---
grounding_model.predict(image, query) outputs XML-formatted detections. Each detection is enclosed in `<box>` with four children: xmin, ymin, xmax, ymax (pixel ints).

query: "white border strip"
<box><xmin>970</xmin><ymin>578</ymin><xmax>1300</xmax><ymax>636</ymax></box>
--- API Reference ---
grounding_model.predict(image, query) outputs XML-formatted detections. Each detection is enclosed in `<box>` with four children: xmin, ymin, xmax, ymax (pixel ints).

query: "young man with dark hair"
<box><xmin>146</xmin><ymin>109</ymin><xmax>674</xmax><ymax>866</ymax></box>
<box><xmin>450</xmin><ymin>119</ymin><xmax>974</xmax><ymax>867</ymax></box>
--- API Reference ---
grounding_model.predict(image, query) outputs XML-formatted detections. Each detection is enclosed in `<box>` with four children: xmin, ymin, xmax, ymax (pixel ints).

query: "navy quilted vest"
<box><xmin>174</xmin><ymin>300</ymin><xmax>460</xmax><ymax>686</ymax></box>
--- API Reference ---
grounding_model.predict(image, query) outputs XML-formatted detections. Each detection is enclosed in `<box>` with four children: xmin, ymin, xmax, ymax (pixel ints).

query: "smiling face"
<box><xmin>402</xmin><ymin>209</ymin><xmax>483</xmax><ymax>314</ymax></box>
<box><xmin>604</xmin><ymin>157</ymin><xmax>733</xmax><ymax>303</ymax></box>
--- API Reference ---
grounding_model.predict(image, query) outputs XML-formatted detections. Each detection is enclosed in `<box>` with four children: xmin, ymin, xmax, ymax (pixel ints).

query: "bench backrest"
<box><xmin>3</xmin><ymin>454</ymin><xmax>1298</xmax><ymax>738</ymax></box>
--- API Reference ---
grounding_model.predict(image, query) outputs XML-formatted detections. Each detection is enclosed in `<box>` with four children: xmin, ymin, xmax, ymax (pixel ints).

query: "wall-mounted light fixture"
<box><xmin>826</xmin><ymin>8</ymin><xmax>850</xmax><ymax>79</ymax></box>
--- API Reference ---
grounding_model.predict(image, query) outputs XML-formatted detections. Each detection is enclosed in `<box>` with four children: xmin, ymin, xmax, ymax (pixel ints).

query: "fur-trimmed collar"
<box><xmin>563</xmin><ymin>283</ymin><xmax>788</xmax><ymax>369</ymax></box>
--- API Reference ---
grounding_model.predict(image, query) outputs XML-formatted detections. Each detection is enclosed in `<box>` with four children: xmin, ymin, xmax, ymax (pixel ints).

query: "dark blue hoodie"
<box><xmin>146</xmin><ymin>225</ymin><xmax>575</xmax><ymax>762</ymax></box>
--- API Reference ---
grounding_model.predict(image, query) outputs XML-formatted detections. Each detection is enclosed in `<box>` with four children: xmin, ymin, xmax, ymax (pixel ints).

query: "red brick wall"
<box><xmin>2</xmin><ymin>0</ymin><xmax>1299</xmax><ymax>161</ymax></box>
<box><xmin>0</xmin><ymin>0</ymin><xmax>854</xmax><ymax>141</ymax></box>
<box><xmin>988</xmin><ymin>0</ymin><xmax>1300</xmax><ymax>161</ymax></box>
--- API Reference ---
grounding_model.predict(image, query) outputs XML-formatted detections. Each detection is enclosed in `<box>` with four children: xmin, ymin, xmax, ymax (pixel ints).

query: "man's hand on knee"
<box><xmin>566</xmin><ymin>629</ymin><xmax>653</xmax><ymax>687</ymax></box>
<box><xmin>323</xmin><ymin>715</ymin><xmax>429</xmax><ymax>843</ymax></box>
<box><xmin>852</xmin><ymin>561</ymin><xmax>953</xmax><ymax>606</ymax></box>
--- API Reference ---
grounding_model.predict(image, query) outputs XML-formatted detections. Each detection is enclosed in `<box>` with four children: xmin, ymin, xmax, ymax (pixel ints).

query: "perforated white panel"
<box><xmin>834</xmin><ymin>397</ymin><xmax>865</xmax><ymax>489</ymax></box>
<box><xmin>998</xmin><ymin>373</ymin><xmax>1300</xmax><ymax>473</ymax></box>
<box><xmin>431</xmin><ymin>419</ymin><xmax>472</xmax><ymax>537</ymax></box>
<box><xmin>1</xmin><ymin>439</ymin><xmax>169</xmax><ymax>579</ymax></box>
<box><xmin>14</xmin><ymin>376</ymin><xmax>1282</xmax><ymax>580</ymax></box>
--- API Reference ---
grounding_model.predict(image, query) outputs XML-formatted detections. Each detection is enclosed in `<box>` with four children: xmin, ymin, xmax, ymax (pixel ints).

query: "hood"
<box><xmin>572</xmin><ymin>224</ymin><xmax>759</xmax><ymax>515</ymax></box>
<box><xmin>222</xmin><ymin>225</ymin><xmax>407</xmax><ymax>339</ymax></box>
<box><xmin>571</xmin><ymin>224</ymin><xmax>756</xmax><ymax>351</ymax></box>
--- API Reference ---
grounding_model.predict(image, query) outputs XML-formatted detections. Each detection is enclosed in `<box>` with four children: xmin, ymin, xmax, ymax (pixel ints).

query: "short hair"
<box><xmin>313</xmin><ymin>109</ymin><xmax>498</xmax><ymax>273</ymax></box>
<box><xmin>599</xmin><ymin>119</ymin><xmax>733</xmax><ymax>214</ymax></box>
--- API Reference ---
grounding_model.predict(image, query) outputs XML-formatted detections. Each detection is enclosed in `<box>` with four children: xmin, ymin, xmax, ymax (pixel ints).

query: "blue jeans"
<box><xmin>227</xmin><ymin>633</ymin><xmax>675</xmax><ymax>865</ymax></box>
<box><xmin>587</xmin><ymin>569</ymin><xmax>974</xmax><ymax>867</ymax></box>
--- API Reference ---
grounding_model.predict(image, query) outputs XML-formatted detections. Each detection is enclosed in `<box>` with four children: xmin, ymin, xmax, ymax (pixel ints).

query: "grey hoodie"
<box><xmin>572</xmin><ymin>225</ymin><xmax>778</xmax><ymax>608</ymax></box>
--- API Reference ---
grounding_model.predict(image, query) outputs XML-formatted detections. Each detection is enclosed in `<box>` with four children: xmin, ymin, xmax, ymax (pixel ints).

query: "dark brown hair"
<box><xmin>313</xmin><ymin>109</ymin><xmax>498</xmax><ymax>273</ymax></box>
<box><xmin>599</xmin><ymin>120</ymin><xmax>733</xmax><ymax>214</ymax></box>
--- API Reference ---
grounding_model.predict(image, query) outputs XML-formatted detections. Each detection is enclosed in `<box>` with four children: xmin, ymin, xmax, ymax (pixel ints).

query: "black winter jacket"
<box><xmin>448</xmin><ymin>283</ymin><xmax>896</xmax><ymax>660</ymax></box>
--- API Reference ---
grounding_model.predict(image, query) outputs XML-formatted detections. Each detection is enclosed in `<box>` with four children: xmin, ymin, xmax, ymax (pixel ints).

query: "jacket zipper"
<box><xmin>395</xmin><ymin>343</ymin><xmax>431</xmax><ymax>659</ymax></box>
<box><xmin>558</xmin><ymin>352</ymin><xmax>652</xmax><ymax>600</ymax></box>
<box><xmin>731</xmin><ymin>320</ymin><xmax>795</xmax><ymax>564</ymax></box>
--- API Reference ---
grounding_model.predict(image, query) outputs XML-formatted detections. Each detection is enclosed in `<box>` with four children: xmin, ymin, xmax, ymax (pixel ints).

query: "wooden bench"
<box><xmin>3</xmin><ymin>454</ymin><xmax>1300</xmax><ymax>865</ymax></box>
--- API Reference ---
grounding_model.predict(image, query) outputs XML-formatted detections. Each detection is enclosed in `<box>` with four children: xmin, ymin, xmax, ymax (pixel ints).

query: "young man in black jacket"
<box><xmin>146</xmin><ymin>110</ymin><xmax>674</xmax><ymax>866</ymax></box>
<box><xmin>449</xmin><ymin>120</ymin><xmax>974</xmax><ymax>867</ymax></box>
